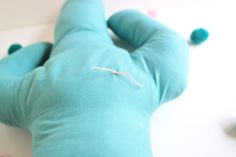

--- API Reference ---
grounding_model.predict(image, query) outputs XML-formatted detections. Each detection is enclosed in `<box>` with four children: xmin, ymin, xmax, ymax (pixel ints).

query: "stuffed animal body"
<box><xmin>0</xmin><ymin>0</ymin><xmax>189</xmax><ymax>156</ymax></box>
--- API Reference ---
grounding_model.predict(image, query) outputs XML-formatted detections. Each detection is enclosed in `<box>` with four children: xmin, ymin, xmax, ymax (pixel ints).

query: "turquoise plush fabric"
<box><xmin>0</xmin><ymin>0</ymin><xmax>189</xmax><ymax>156</ymax></box>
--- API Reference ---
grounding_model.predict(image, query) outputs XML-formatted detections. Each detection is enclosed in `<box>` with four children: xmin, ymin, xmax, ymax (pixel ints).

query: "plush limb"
<box><xmin>0</xmin><ymin>42</ymin><xmax>52</xmax><ymax>126</ymax></box>
<box><xmin>108</xmin><ymin>10</ymin><xmax>189</xmax><ymax>104</ymax></box>
<box><xmin>54</xmin><ymin>0</ymin><xmax>112</xmax><ymax>45</ymax></box>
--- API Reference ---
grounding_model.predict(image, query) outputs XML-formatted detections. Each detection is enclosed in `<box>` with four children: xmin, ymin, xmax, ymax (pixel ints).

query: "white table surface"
<box><xmin>0</xmin><ymin>0</ymin><xmax>236</xmax><ymax>157</ymax></box>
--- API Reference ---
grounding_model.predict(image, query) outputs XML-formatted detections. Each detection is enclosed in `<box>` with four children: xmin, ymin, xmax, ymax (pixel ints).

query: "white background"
<box><xmin>0</xmin><ymin>0</ymin><xmax>236</xmax><ymax>156</ymax></box>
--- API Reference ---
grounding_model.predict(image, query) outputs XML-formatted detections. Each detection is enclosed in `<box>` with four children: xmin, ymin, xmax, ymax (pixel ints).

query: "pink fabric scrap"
<box><xmin>0</xmin><ymin>153</ymin><xmax>10</xmax><ymax>157</ymax></box>
<box><xmin>147</xmin><ymin>9</ymin><xmax>157</xmax><ymax>18</ymax></box>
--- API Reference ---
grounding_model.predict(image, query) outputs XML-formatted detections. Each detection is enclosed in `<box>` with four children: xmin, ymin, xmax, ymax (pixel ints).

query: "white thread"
<box><xmin>90</xmin><ymin>66</ymin><xmax>144</xmax><ymax>88</ymax></box>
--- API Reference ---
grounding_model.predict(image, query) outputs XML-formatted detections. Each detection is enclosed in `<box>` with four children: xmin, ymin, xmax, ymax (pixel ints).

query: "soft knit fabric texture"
<box><xmin>0</xmin><ymin>0</ymin><xmax>189</xmax><ymax>156</ymax></box>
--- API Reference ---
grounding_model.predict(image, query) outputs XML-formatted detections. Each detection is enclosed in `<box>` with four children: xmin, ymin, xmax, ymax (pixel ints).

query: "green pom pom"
<box><xmin>190</xmin><ymin>28</ymin><xmax>209</xmax><ymax>45</ymax></box>
<box><xmin>8</xmin><ymin>43</ymin><xmax>22</xmax><ymax>55</ymax></box>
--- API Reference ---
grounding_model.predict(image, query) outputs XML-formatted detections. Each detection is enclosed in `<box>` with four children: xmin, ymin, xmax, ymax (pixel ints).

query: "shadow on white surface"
<box><xmin>0</xmin><ymin>124</ymin><xmax>31</xmax><ymax>157</ymax></box>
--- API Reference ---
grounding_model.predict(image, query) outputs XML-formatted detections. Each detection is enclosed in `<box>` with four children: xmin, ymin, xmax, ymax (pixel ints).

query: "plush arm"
<box><xmin>0</xmin><ymin>43</ymin><xmax>52</xmax><ymax>126</ymax></box>
<box><xmin>108</xmin><ymin>10</ymin><xmax>189</xmax><ymax>105</ymax></box>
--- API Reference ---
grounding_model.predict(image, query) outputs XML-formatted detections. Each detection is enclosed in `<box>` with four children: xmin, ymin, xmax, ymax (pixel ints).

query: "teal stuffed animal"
<box><xmin>0</xmin><ymin>0</ymin><xmax>189</xmax><ymax>156</ymax></box>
